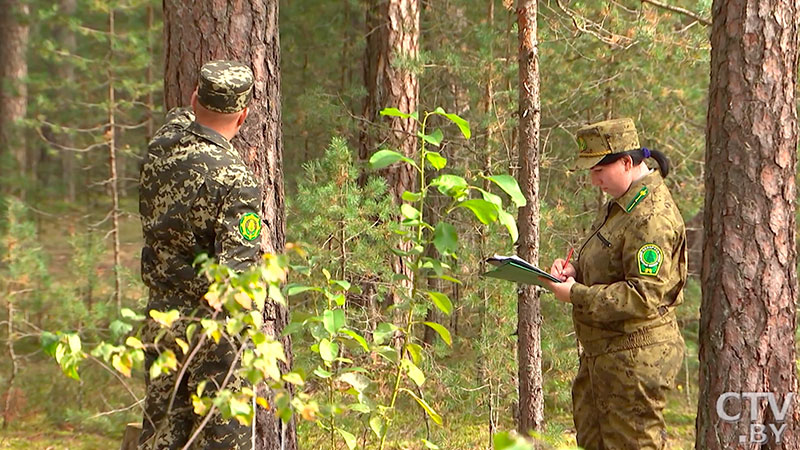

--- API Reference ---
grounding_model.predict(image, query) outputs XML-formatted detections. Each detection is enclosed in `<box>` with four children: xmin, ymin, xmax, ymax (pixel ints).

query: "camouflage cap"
<box><xmin>573</xmin><ymin>118</ymin><xmax>640</xmax><ymax>170</ymax></box>
<box><xmin>197</xmin><ymin>60</ymin><xmax>254</xmax><ymax>114</ymax></box>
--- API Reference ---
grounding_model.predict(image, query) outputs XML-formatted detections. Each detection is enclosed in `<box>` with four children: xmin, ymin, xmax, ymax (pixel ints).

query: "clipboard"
<box><xmin>482</xmin><ymin>254</ymin><xmax>562</xmax><ymax>287</ymax></box>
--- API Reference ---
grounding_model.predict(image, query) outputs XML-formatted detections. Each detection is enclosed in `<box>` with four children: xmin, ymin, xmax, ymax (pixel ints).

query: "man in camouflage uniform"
<box><xmin>138</xmin><ymin>60</ymin><xmax>262</xmax><ymax>450</ymax></box>
<box><xmin>543</xmin><ymin>119</ymin><xmax>687</xmax><ymax>450</ymax></box>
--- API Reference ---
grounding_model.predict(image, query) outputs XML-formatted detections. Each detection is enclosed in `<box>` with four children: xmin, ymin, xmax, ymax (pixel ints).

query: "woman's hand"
<box><xmin>549</xmin><ymin>258</ymin><xmax>577</xmax><ymax>281</ymax></box>
<box><xmin>541</xmin><ymin>276</ymin><xmax>576</xmax><ymax>303</ymax></box>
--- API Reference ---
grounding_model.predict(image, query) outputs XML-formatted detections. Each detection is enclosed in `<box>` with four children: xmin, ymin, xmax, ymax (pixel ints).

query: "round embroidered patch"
<box><xmin>239</xmin><ymin>212</ymin><xmax>261</xmax><ymax>241</ymax></box>
<box><xmin>637</xmin><ymin>244</ymin><xmax>663</xmax><ymax>276</ymax></box>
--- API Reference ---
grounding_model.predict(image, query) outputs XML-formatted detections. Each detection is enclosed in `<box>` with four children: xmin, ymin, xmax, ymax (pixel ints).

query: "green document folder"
<box><xmin>482</xmin><ymin>255</ymin><xmax>562</xmax><ymax>287</ymax></box>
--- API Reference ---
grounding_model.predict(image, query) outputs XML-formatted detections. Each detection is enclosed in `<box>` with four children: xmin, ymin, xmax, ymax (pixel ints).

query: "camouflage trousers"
<box><xmin>572</xmin><ymin>337</ymin><xmax>684</xmax><ymax>450</ymax></box>
<box><xmin>138</xmin><ymin>316</ymin><xmax>252</xmax><ymax>450</ymax></box>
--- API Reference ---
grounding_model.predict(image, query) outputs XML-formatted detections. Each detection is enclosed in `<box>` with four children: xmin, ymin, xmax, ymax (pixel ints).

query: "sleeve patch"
<box><xmin>239</xmin><ymin>212</ymin><xmax>262</xmax><ymax>241</ymax></box>
<box><xmin>637</xmin><ymin>243</ymin><xmax>663</xmax><ymax>276</ymax></box>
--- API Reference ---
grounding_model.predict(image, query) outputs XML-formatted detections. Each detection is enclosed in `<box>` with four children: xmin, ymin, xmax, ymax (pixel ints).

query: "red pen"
<box><xmin>562</xmin><ymin>247</ymin><xmax>574</xmax><ymax>280</ymax></box>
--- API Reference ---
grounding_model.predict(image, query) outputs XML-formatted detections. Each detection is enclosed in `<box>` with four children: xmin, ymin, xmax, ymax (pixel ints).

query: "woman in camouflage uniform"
<box><xmin>542</xmin><ymin>118</ymin><xmax>687</xmax><ymax>450</ymax></box>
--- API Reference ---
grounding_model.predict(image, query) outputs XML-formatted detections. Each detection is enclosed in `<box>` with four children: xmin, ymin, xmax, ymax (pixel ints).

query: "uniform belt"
<box><xmin>579</xmin><ymin>319</ymin><xmax>681</xmax><ymax>357</ymax></box>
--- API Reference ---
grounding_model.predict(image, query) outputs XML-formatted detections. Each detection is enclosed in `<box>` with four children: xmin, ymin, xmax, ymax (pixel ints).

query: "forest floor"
<box><xmin>0</xmin><ymin>199</ymin><xmax>700</xmax><ymax>450</ymax></box>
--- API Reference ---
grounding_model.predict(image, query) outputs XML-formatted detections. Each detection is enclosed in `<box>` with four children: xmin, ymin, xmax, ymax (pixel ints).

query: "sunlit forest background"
<box><xmin>0</xmin><ymin>0</ymin><xmax>712</xmax><ymax>448</ymax></box>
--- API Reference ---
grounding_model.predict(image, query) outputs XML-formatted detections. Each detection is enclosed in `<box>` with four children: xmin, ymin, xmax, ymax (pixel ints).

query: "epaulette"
<box><xmin>625</xmin><ymin>186</ymin><xmax>649</xmax><ymax>213</ymax></box>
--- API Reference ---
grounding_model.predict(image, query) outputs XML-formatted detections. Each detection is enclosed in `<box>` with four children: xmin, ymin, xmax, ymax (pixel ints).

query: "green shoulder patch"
<box><xmin>637</xmin><ymin>243</ymin><xmax>663</xmax><ymax>276</ymax></box>
<box><xmin>239</xmin><ymin>212</ymin><xmax>262</xmax><ymax>241</ymax></box>
<box><xmin>626</xmin><ymin>186</ymin><xmax>649</xmax><ymax>213</ymax></box>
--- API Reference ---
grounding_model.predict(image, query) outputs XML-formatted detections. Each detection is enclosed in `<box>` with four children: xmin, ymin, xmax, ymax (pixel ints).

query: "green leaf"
<box><xmin>425</xmin><ymin>151</ymin><xmax>447</xmax><ymax>169</ymax></box>
<box><xmin>433</xmin><ymin>107</ymin><xmax>471</xmax><ymax>139</ymax></box>
<box><xmin>402</xmin><ymin>191</ymin><xmax>422</xmax><ymax>202</ymax></box>
<box><xmin>400</xmin><ymin>388</ymin><xmax>442</xmax><ymax>425</ymax></box>
<box><xmin>330</xmin><ymin>279</ymin><xmax>351</xmax><ymax>291</ymax></box>
<box><xmin>488</xmin><ymin>174</ymin><xmax>527</xmax><ymax>208</ymax></box>
<box><xmin>477</xmin><ymin>187</ymin><xmax>502</xmax><ymax>207</ymax></box>
<box><xmin>369</xmin><ymin>149</ymin><xmax>414</xmax><ymax>170</ymax></box>
<box><xmin>369</xmin><ymin>415</ymin><xmax>386</xmax><ymax>438</ymax></box>
<box><xmin>405</xmin><ymin>343</ymin><xmax>423</xmax><ymax>365</ymax></box>
<box><xmin>323</xmin><ymin>309</ymin><xmax>346</xmax><ymax>336</ymax></box>
<box><xmin>314</xmin><ymin>366</ymin><xmax>333</xmax><ymax>378</ymax></box>
<box><xmin>456</xmin><ymin>199</ymin><xmax>499</xmax><ymax>224</ymax></box>
<box><xmin>186</xmin><ymin>323</ymin><xmax>198</xmax><ymax>342</ymax></box>
<box><xmin>400</xmin><ymin>203</ymin><xmax>421</xmax><ymax>220</ymax></box>
<box><xmin>286</xmin><ymin>284</ymin><xmax>319</xmax><ymax>296</ymax></box>
<box><xmin>319</xmin><ymin>339</ymin><xmax>339</xmax><ymax>363</ymax></box>
<box><xmin>498</xmin><ymin>210</ymin><xmax>519</xmax><ymax>243</ymax></box>
<box><xmin>380</xmin><ymin>107</ymin><xmax>413</xmax><ymax>119</ymax></box>
<box><xmin>433</xmin><ymin>275</ymin><xmax>462</xmax><ymax>284</ymax></box>
<box><xmin>433</xmin><ymin>222</ymin><xmax>458</xmax><ymax>255</ymax></box>
<box><xmin>282</xmin><ymin>371</ymin><xmax>305</xmax><ymax>386</ymax></box>
<box><xmin>120</xmin><ymin>308</ymin><xmax>145</xmax><ymax>321</ymax></box>
<box><xmin>423</xmin><ymin>321</ymin><xmax>452</xmax><ymax>346</ymax></box>
<box><xmin>350</xmin><ymin>403</ymin><xmax>371</xmax><ymax>413</ymax></box>
<box><xmin>339</xmin><ymin>372</ymin><xmax>371</xmax><ymax>393</ymax></box>
<box><xmin>40</xmin><ymin>332</ymin><xmax>59</xmax><ymax>357</ymax></box>
<box><xmin>229</xmin><ymin>396</ymin><xmax>253</xmax><ymax>423</ymax></box>
<box><xmin>493</xmin><ymin>432</ymin><xmax>535</xmax><ymax>450</ymax></box>
<box><xmin>373</xmin><ymin>322</ymin><xmax>397</xmax><ymax>345</ymax></box>
<box><xmin>418</xmin><ymin>128</ymin><xmax>444</xmax><ymax>147</ymax></box>
<box><xmin>422</xmin><ymin>439</ymin><xmax>441</xmax><ymax>449</ymax></box>
<box><xmin>376</xmin><ymin>346</ymin><xmax>399</xmax><ymax>364</ymax></box>
<box><xmin>426</xmin><ymin>291</ymin><xmax>453</xmax><ymax>316</ymax></box>
<box><xmin>402</xmin><ymin>359</ymin><xmax>426</xmax><ymax>387</ymax></box>
<box><xmin>431</xmin><ymin>174</ymin><xmax>468</xmax><ymax>197</ymax></box>
<box><xmin>67</xmin><ymin>333</ymin><xmax>82</xmax><ymax>353</ymax></box>
<box><xmin>337</xmin><ymin>428</ymin><xmax>357</xmax><ymax>450</ymax></box>
<box><xmin>341</xmin><ymin>329</ymin><xmax>370</xmax><ymax>352</ymax></box>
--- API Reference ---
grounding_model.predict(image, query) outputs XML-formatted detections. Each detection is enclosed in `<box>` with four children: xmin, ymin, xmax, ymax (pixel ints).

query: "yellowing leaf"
<box><xmin>192</xmin><ymin>394</ymin><xmax>210</xmax><ymax>415</ymax></box>
<box><xmin>256</xmin><ymin>396</ymin><xmax>270</xmax><ymax>410</ymax></box>
<box><xmin>149</xmin><ymin>309</ymin><xmax>180</xmax><ymax>328</ymax></box>
<box><xmin>125</xmin><ymin>336</ymin><xmax>144</xmax><ymax>350</ymax></box>
<box><xmin>234</xmin><ymin>291</ymin><xmax>252</xmax><ymax>309</ymax></box>
<box><xmin>111</xmin><ymin>353</ymin><xmax>131</xmax><ymax>378</ymax></box>
<box><xmin>175</xmin><ymin>338</ymin><xmax>189</xmax><ymax>355</ymax></box>
<box><xmin>204</xmin><ymin>290</ymin><xmax>223</xmax><ymax>311</ymax></box>
<box><xmin>301</xmin><ymin>402</ymin><xmax>318</xmax><ymax>421</ymax></box>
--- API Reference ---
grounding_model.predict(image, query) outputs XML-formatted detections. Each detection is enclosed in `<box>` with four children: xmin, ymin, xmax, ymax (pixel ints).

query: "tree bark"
<box><xmin>359</xmin><ymin>0</ymin><xmax>419</xmax><ymax>202</ymax></box>
<box><xmin>697</xmin><ymin>1</ymin><xmax>799</xmax><ymax>449</ymax></box>
<box><xmin>163</xmin><ymin>1</ymin><xmax>295</xmax><ymax>449</ymax></box>
<box><xmin>516</xmin><ymin>0</ymin><xmax>544</xmax><ymax>438</ymax></box>
<box><xmin>359</xmin><ymin>0</ymin><xmax>420</xmax><ymax>304</ymax></box>
<box><xmin>108</xmin><ymin>7</ymin><xmax>122</xmax><ymax>312</ymax></box>
<box><xmin>0</xmin><ymin>0</ymin><xmax>29</xmax><ymax>178</ymax></box>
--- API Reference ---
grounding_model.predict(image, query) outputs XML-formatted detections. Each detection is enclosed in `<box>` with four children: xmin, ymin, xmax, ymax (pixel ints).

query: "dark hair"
<box><xmin>595</xmin><ymin>147</ymin><xmax>670</xmax><ymax>178</ymax></box>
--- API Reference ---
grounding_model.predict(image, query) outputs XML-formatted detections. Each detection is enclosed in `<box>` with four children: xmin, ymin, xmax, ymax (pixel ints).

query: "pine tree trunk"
<box><xmin>359</xmin><ymin>0</ymin><xmax>419</xmax><ymax>305</ymax></box>
<box><xmin>359</xmin><ymin>0</ymin><xmax>419</xmax><ymax>202</ymax></box>
<box><xmin>163</xmin><ymin>1</ymin><xmax>295</xmax><ymax>449</ymax></box>
<box><xmin>57</xmin><ymin>0</ymin><xmax>77</xmax><ymax>203</ymax></box>
<box><xmin>0</xmin><ymin>0</ymin><xmax>29</xmax><ymax>178</ymax></box>
<box><xmin>108</xmin><ymin>7</ymin><xmax>122</xmax><ymax>311</ymax></box>
<box><xmin>516</xmin><ymin>0</ymin><xmax>544</xmax><ymax>438</ymax></box>
<box><xmin>697</xmin><ymin>1</ymin><xmax>799</xmax><ymax>449</ymax></box>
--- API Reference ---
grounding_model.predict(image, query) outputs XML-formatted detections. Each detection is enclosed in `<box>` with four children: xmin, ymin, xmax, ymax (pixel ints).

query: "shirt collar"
<box><xmin>187</xmin><ymin>121</ymin><xmax>234</xmax><ymax>152</ymax></box>
<box><xmin>614</xmin><ymin>170</ymin><xmax>662</xmax><ymax>214</ymax></box>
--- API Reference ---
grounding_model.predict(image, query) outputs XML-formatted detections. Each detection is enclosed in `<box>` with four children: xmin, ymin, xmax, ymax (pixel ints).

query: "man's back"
<box><xmin>139</xmin><ymin>107</ymin><xmax>262</xmax><ymax>309</ymax></box>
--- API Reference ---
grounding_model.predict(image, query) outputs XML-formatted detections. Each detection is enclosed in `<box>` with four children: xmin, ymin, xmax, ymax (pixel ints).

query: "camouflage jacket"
<box><xmin>139</xmin><ymin>108</ymin><xmax>263</xmax><ymax>310</ymax></box>
<box><xmin>570</xmin><ymin>171</ymin><xmax>687</xmax><ymax>341</ymax></box>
